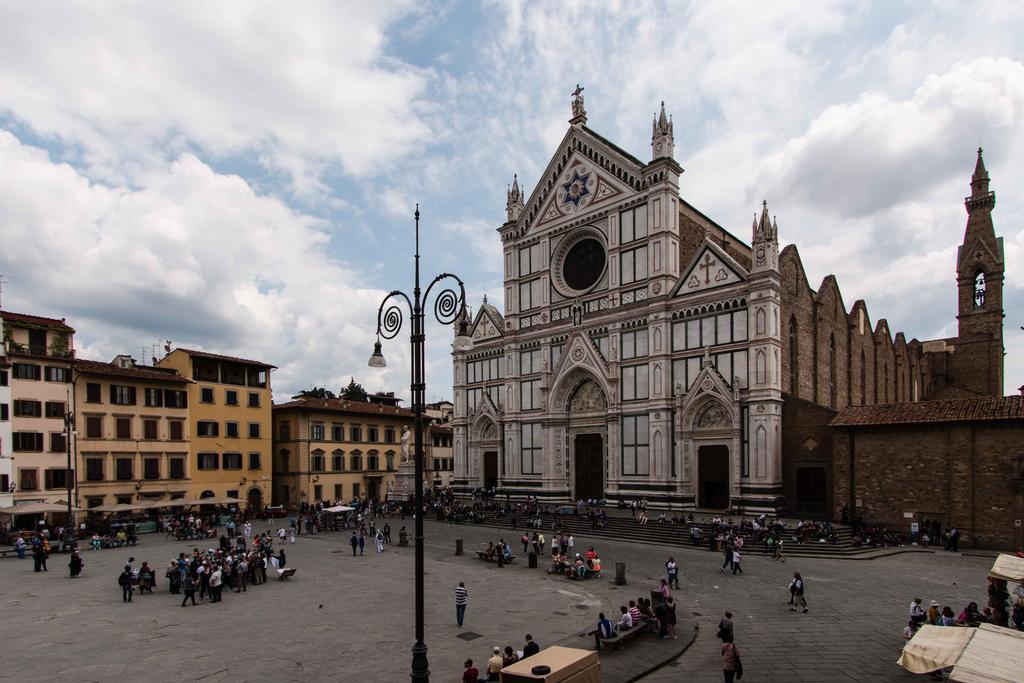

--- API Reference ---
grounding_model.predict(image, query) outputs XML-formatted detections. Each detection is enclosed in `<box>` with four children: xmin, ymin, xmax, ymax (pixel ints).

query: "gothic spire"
<box><xmin>970</xmin><ymin>146</ymin><xmax>990</xmax><ymax>197</ymax></box>
<box><xmin>506</xmin><ymin>173</ymin><xmax>524</xmax><ymax>222</ymax></box>
<box><xmin>651</xmin><ymin>100</ymin><xmax>674</xmax><ymax>160</ymax></box>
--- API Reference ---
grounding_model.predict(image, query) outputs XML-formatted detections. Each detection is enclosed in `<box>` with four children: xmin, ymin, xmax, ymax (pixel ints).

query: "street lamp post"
<box><xmin>63</xmin><ymin>411</ymin><xmax>76</xmax><ymax>547</ymax></box>
<box><xmin>368</xmin><ymin>206</ymin><xmax>472</xmax><ymax>682</ymax></box>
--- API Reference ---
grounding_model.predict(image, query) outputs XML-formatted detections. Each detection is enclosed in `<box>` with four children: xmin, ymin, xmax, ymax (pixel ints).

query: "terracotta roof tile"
<box><xmin>173</xmin><ymin>348</ymin><xmax>276</xmax><ymax>369</ymax></box>
<box><xmin>830</xmin><ymin>395</ymin><xmax>1024</xmax><ymax>427</ymax></box>
<box><xmin>273</xmin><ymin>398</ymin><xmax>414</xmax><ymax>419</ymax></box>
<box><xmin>75</xmin><ymin>358</ymin><xmax>190</xmax><ymax>384</ymax></box>
<box><xmin>1</xmin><ymin>309</ymin><xmax>75</xmax><ymax>332</ymax></box>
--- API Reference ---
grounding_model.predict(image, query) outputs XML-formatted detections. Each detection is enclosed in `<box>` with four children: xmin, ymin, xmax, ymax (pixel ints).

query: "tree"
<box><xmin>292</xmin><ymin>386</ymin><xmax>337</xmax><ymax>400</ymax></box>
<box><xmin>340</xmin><ymin>377</ymin><xmax>368</xmax><ymax>402</ymax></box>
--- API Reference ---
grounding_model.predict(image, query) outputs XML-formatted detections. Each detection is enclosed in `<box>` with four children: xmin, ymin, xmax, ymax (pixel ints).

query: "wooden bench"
<box><xmin>474</xmin><ymin>550</ymin><xmax>516</xmax><ymax>563</ymax></box>
<box><xmin>590</xmin><ymin>625</ymin><xmax>644</xmax><ymax>652</ymax></box>
<box><xmin>565</xmin><ymin>567</ymin><xmax>601</xmax><ymax>581</ymax></box>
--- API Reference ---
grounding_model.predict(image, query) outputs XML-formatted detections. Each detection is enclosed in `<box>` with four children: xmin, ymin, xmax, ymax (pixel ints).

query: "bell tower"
<box><xmin>953</xmin><ymin>148</ymin><xmax>1004</xmax><ymax>396</ymax></box>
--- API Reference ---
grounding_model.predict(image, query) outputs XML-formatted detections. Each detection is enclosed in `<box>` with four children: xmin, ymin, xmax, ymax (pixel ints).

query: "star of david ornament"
<box><xmin>561</xmin><ymin>170</ymin><xmax>591</xmax><ymax>208</ymax></box>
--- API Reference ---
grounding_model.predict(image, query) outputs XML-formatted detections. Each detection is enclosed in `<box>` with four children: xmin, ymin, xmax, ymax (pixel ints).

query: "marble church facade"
<box><xmin>450</xmin><ymin>88</ymin><xmax>1009</xmax><ymax>516</ymax></box>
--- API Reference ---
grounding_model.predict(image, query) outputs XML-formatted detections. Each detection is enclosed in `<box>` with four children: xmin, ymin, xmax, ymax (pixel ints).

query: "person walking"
<box><xmin>664</xmin><ymin>596</ymin><xmax>678</xmax><ymax>639</ymax></box>
<box><xmin>717</xmin><ymin>612</ymin><xmax>734</xmax><ymax>642</ymax></box>
<box><xmin>666</xmin><ymin>556</ymin><xmax>680</xmax><ymax>589</ymax></box>
<box><xmin>209</xmin><ymin>566</ymin><xmax>223</xmax><ymax>603</ymax></box>
<box><xmin>14</xmin><ymin>536</ymin><xmax>26</xmax><ymax>560</ymax></box>
<box><xmin>68</xmin><ymin>550</ymin><xmax>83</xmax><ymax>578</ymax></box>
<box><xmin>236</xmin><ymin>557</ymin><xmax>248</xmax><ymax>592</ymax></box>
<box><xmin>455</xmin><ymin>581</ymin><xmax>469</xmax><ymax>627</ymax></box>
<box><xmin>118</xmin><ymin>566</ymin><xmax>133</xmax><ymax>603</ymax></box>
<box><xmin>383</xmin><ymin>523</ymin><xmax>391</xmax><ymax>544</ymax></box>
<box><xmin>358</xmin><ymin>533</ymin><xmax>365</xmax><ymax>556</ymax></box>
<box><xmin>289</xmin><ymin>526</ymin><xmax>296</xmax><ymax>544</ymax></box>
<box><xmin>720</xmin><ymin>539</ymin><xmax>733</xmax><ymax>572</ymax></box>
<box><xmin>790</xmin><ymin>571</ymin><xmax>807</xmax><ymax>613</ymax></box>
<box><xmin>375</xmin><ymin>529</ymin><xmax>385</xmax><ymax>553</ymax></box>
<box><xmin>721</xmin><ymin>635</ymin><xmax>742</xmax><ymax>682</ymax></box>
<box><xmin>32</xmin><ymin>542</ymin><xmax>47</xmax><ymax>572</ymax></box>
<box><xmin>350</xmin><ymin>532</ymin><xmax>359</xmax><ymax>556</ymax></box>
<box><xmin>181</xmin><ymin>572</ymin><xmax>197</xmax><ymax>606</ymax></box>
<box><xmin>731</xmin><ymin>549</ymin><xmax>743</xmax><ymax>575</ymax></box>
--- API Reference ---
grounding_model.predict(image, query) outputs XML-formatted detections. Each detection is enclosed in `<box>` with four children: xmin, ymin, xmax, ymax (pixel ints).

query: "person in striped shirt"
<box><xmin>455</xmin><ymin>581</ymin><xmax>469</xmax><ymax>627</ymax></box>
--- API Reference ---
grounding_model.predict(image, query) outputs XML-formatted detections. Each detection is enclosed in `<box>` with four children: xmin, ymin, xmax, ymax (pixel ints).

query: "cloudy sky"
<box><xmin>0</xmin><ymin>1</ymin><xmax>1021</xmax><ymax>402</ymax></box>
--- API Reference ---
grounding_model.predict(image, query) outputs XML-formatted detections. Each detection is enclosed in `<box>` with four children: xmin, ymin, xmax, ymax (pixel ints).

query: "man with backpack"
<box><xmin>118</xmin><ymin>566</ymin><xmax>133</xmax><ymax>603</ymax></box>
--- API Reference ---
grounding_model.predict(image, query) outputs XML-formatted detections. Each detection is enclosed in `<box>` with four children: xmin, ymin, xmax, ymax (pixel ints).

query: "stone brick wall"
<box><xmin>781</xmin><ymin>395</ymin><xmax>836</xmax><ymax>516</ymax></box>
<box><xmin>833</xmin><ymin>421</ymin><xmax>1024</xmax><ymax>550</ymax></box>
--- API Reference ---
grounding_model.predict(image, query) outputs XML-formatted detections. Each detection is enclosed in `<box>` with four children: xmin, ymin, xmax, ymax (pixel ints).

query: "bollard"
<box><xmin>615</xmin><ymin>562</ymin><xmax>626</xmax><ymax>585</ymax></box>
<box><xmin>455</xmin><ymin>538</ymin><xmax>463</xmax><ymax>556</ymax></box>
<box><xmin>528</xmin><ymin>552</ymin><xmax>537</xmax><ymax>569</ymax></box>
<box><xmin>399</xmin><ymin>530</ymin><xmax>409</xmax><ymax>546</ymax></box>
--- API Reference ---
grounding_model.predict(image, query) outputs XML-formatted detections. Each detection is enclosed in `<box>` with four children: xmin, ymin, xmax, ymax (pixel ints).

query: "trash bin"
<box><xmin>528</xmin><ymin>552</ymin><xmax>537</xmax><ymax>569</ymax></box>
<box><xmin>455</xmin><ymin>538</ymin><xmax>463</xmax><ymax>556</ymax></box>
<box><xmin>615</xmin><ymin>562</ymin><xmax>626</xmax><ymax>585</ymax></box>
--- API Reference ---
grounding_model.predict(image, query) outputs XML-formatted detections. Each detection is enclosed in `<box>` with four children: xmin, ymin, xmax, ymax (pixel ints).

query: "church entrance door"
<box><xmin>796</xmin><ymin>467</ymin><xmax>827</xmax><ymax>516</ymax></box>
<box><xmin>698</xmin><ymin>445</ymin><xmax>730</xmax><ymax>509</ymax></box>
<box><xmin>574</xmin><ymin>434</ymin><xmax>604</xmax><ymax>501</ymax></box>
<box><xmin>483</xmin><ymin>451</ymin><xmax>498</xmax><ymax>490</ymax></box>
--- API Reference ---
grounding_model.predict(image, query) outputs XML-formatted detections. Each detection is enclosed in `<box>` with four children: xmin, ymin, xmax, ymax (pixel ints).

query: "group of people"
<box><xmin>905</xmin><ymin>576</ymin><xmax>1024</xmax><ymax>641</ymax></box>
<box><xmin>88</xmin><ymin>528</ymin><xmax>137</xmax><ymax>549</ymax></box>
<box><xmin>549</xmin><ymin>546</ymin><xmax>602</xmax><ymax>579</ymax></box>
<box><xmin>462</xmin><ymin>635</ymin><xmax>540</xmax><ymax>682</ymax></box>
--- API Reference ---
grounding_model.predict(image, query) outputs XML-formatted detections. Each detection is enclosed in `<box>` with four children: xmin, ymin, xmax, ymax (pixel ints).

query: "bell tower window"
<box><xmin>973</xmin><ymin>271</ymin><xmax>986</xmax><ymax>308</ymax></box>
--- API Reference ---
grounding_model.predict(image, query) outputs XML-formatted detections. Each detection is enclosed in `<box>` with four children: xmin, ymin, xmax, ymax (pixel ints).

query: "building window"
<box><xmin>314</xmin><ymin>484</ymin><xmax>322</xmax><ymax>502</ymax></box>
<box><xmin>311</xmin><ymin>453</ymin><xmax>325</xmax><ymax>472</ymax></box>
<box><xmin>84</xmin><ymin>382</ymin><xmax>101</xmax><ymax>403</ymax></box>
<box><xmin>384</xmin><ymin>427</ymin><xmax>395</xmax><ymax>443</ymax></box>
<box><xmin>164</xmin><ymin>390</ymin><xmax>187</xmax><ymax>408</ymax></box>
<box><xmin>45</xmin><ymin>366</ymin><xmax>70</xmax><ymax>382</ymax></box>
<box><xmin>621</xmin><ymin>329</ymin><xmax>648</xmax><ymax>360</ymax></box>
<box><xmin>350</xmin><ymin>454</ymin><xmax>362</xmax><ymax>471</ymax></box>
<box><xmin>519</xmin><ymin>278</ymin><xmax>544</xmax><ymax>311</ymax></box>
<box><xmin>49</xmin><ymin>432</ymin><xmax>67</xmax><ymax>452</ymax></box>
<box><xmin>521</xmin><ymin>423</ymin><xmax>542</xmax><ymax>475</ymax></box>
<box><xmin>467</xmin><ymin>387</ymin><xmax>481</xmax><ymax>412</ymax></box>
<box><xmin>334</xmin><ymin>484</ymin><xmax>343</xmax><ymax>500</ymax></box>
<box><xmin>621</xmin><ymin>364</ymin><xmax>649</xmax><ymax>401</ymax></box>
<box><xmin>201</xmin><ymin>387</ymin><xmax>215</xmax><ymax>403</ymax></box>
<box><xmin>116</xmin><ymin>417</ymin><xmax>131</xmax><ymax>439</ymax></box>
<box><xmin>19</xmin><ymin>468</ymin><xmax>39</xmax><ymax>491</ymax></box>
<box><xmin>590</xmin><ymin>334</ymin><xmax>609</xmax><ymax>359</ymax></box>
<box><xmin>620</xmin><ymin>245</ymin><xmax>648</xmax><ymax>285</ymax></box>
<box><xmin>352</xmin><ymin>483</ymin><xmax>360</xmax><ymax>498</ymax></box>
<box><xmin>788</xmin><ymin>316</ymin><xmax>798</xmax><ymax>395</ymax></box>
<box><xmin>974</xmin><ymin>271</ymin><xmax>986</xmax><ymax>308</ymax></box>
<box><xmin>144</xmin><ymin>388</ymin><xmax>163</xmax><ymax>407</ymax></box>
<box><xmin>223</xmin><ymin>452</ymin><xmax>242</xmax><ymax>470</ymax></box>
<box><xmin>144</xmin><ymin>458</ymin><xmax>160</xmax><ymax>480</ymax></box>
<box><xmin>620</xmin><ymin>205</ymin><xmax>647</xmax><ymax>244</ymax></box>
<box><xmin>248</xmin><ymin>392</ymin><xmax>260</xmax><ymax>407</ymax></box>
<box><xmin>143</xmin><ymin>419</ymin><xmax>158</xmax><ymax>440</ymax></box>
<box><xmin>386</xmin><ymin>453</ymin><xmax>394</xmax><ymax>471</ymax></box>
<box><xmin>860</xmin><ymin>349</ymin><xmax>867</xmax><ymax>405</ymax></box>
<box><xmin>311</xmin><ymin>423</ymin><xmax>324</xmax><ymax>441</ymax></box>
<box><xmin>225</xmin><ymin>390</ymin><xmax>239</xmax><ymax>406</ymax></box>
<box><xmin>226</xmin><ymin>422</ymin><xmax>239</xmax><ymax>438</ymax></box>
<box><xmin>551</xmin><ymin>343</ymin><xmax>563</xmax><ymax>369</ymax></box>
<box><xmin>0</xmin><ymin>369</ymin><xmax>7</xmax><ymax>386</ymax></box>
<box><xmin>519</xmin><ymin>243</ymin><xmax>544</xmax><ymax>276</ymax></box>
<box><xmin>279</xmin><ymin>422</ymin><xmax>291</xmax><ymax>440</ymax></box>
<box><xmin>86</xmin><ymin>458</ymin><xmax>104</xmax><ymax>481</ymax></box>
<box><xmin>44</xmin><ymin>468</ymin><xmax>72</xmax><ymax>490</ymax></box>
<box><xmin>367</xmin><ymin>453</ymin><xmax>379</xmax><ymax>471</ymax></box>
<box><xmin>197</xmin><ymin>452</ymin><xmax>219</xmax><ymax>470</ymax></box>
<box><xmin>115</xmin><ymin>458</ymin><xmax>133</xmax><ymax>481</ymax></box>
<box><xmin>85</xmin><ymin>416</ymin><xmax>102</xmax><ymax>438</ymax></box>
<box><xmin>351</xmin><ymin>426</ymin><xmax>361</xmax><ymax>442</ymax></box>
<box><xmin>368</xmin><ymin>426</ymin><xmax>379</xmax><ymax>443</ymax></box>
<box><xmin>331</xmin><ymin>423</ymin><xmax>343</xmax><ymax>441</ymax></box>
<box><xmin>13</xmin><ymin>363</ymin><xmax>41</xmax><ymax>380</ymax></box>
<box><xmin>45</xmin><ymin>401</ymin><xmax>66</xmax><ymax>418</ymax></box>
<box><xmin>331</xmin><ymin>452</ymin><xmax>345</xmax><ymax>471</ymax></box>
<box><xmin>197</xmin><ymin>421</ymin><xmax>219</xmax><ymax>437</ymax></box>
<box><xmin>621</xmin><ymin>414</ymin><xmax>650</xmax><ymax>476</ymax></box>
<box><xmin>248</xmin><ymin>452</ymin><xmax>261</xmax><ymax>469</ymax></box>
<box><xmin>248</xmin><ymin>423</ymin><xmax>260</xmax><ymax>439</ymax></box>
<box><xmin>467</xmin><ymin>357</ymin><xmax>503</xmax><ymax>383</ymax></box>
<box><xmin>169</xmin><ymin>420</ymin><xmax>184</xmax><ymax>440</ymax></box>
<box><xmin>14</xmin><ymin>400</ymin><xmax>41</xmax><ymax>417</ymax></box>
<box><xmin>828</xmin><ymin>334</ymin><xmax>837</xmax><ymax>409</ymax></box>
<box><xmin>110</xmin><ymin>385</ymin><xmax>136</xmax><ymax>406</ymax></box>
<box><xmin>169</xmin><ymin>458</ymin><xmax>185</xmax><ymax>479</ymax></box>
<box><xmin>0</xmin><ymin>403</ymin><xmax>8</xmax><ymax>421</ymax></box>
<box><xmin>520</xmin><ymin>348</ymin><xmax>542</xmax><ymax>375</ymax></box>
<box><xmin>741</xmin><ymin>406</ymin><xmax>750</xmax><ymax>477</ymax></box>
<box><xmin>520</xmin><ymin>379</ymin><xmax>541</xmax><ymax>411</ymax></box>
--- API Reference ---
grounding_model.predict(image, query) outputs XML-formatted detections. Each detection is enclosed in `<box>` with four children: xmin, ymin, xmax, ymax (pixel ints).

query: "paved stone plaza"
<box><xmin>0</xmin><ymin>519</ymin><xmax>994</xmax><ymax>682</ymax></box>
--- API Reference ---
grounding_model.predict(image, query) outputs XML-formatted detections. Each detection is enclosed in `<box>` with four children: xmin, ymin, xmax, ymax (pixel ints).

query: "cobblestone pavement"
<box><xmin>0</xmin><ymin>518</ymin><xmax>993</xmax><ymax>682</ymax></box>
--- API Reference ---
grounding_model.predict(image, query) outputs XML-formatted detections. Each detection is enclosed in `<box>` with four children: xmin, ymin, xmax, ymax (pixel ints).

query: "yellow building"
<box><xmin>74</xmin><ymin>356</ymin><xmax>191</xmax><ymax>509</ymax></box>
<box><xmin>157</xmin><ymin>348</ymin><xmax>274</xmax><ymax>509</ymax></box>
<box><xmin>272</xmin><ymin>398</ymin><xmax>413</xmax><ymax>505</ymax></box>
<box><xmin>2</xmin><ymin>310</ymin><xmax>76</xmax><ymax>506</ymax></box>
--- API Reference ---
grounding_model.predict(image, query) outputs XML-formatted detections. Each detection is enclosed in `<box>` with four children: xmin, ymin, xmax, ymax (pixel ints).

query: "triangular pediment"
<box><xmin>957</xmin><ymin>236</ymin><xmax>1003</xmax><ymax>271</ymax></box>
<box><xmin>677</xmin><ymin>358</ymin><xmax>738</xmax><ymax>428</ymax></box>
<box><xmin>673</xmin><ymin>240</ymin><xmax>747</xmax><ymax>296</ymax></box>
<box><xmin>469</xmin><ymin>306</ymin><xmax>503</xmax><ymax>342</ymax></box>
<box><xmin>518</xmin><ymin>126</ymin><xmax>644</xmax><ymax>234</ymax></box>
<box><xmin>548</xmin><ymin>330</ymin><xmax>612</xmax><ymax>413</ymax></box>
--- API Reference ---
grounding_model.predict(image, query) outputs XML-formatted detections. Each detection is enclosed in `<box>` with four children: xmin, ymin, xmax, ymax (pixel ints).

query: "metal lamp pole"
<box><xmin>369</xmin><ymin>206</ymin><xmax>472</xmax><ymax>682</ymax></box>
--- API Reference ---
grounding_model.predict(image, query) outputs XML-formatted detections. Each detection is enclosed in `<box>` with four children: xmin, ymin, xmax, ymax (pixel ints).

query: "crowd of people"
<box><xmin>461</xmin><ymin>635</ymin><xmax>541</xmax><ymax>682</ymax></box>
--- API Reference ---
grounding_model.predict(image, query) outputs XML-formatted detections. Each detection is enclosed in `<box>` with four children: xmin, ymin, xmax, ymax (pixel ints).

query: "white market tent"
<box><xmin>897</xmin><ymin>623</ymin><xmax>1024</xmax><ymax>682</ymax></box>
<box><xmin>988</xmin><ymin>553</ymin><xmax>1024</xmax><ymax>583</ymax></box>
<box><xmin>324</xmin><ymin>505</ymin><xmax>355</xmax><ymax>513</ymax></box>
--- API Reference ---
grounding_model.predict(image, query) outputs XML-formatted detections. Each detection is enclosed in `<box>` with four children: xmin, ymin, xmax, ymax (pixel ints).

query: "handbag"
<box><xmin>735</xmin><ymin>655</ymin><xmax>743</xmax><ymax>679</ymax></box>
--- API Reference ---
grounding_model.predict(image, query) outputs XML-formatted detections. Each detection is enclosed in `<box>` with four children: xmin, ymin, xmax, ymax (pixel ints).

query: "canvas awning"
<box><xmin>91</xmin><ymin>503</ymin><xmax>145</xmax><ymax>513</ymax></box>
<box><xmin>989</xmin><ymin>553</ymin><xmax>1024</xmax><ymax>583</ymax></box>
<box><xmin>0</xmin><ymin>502</ymin><xmax>80</xmax><ymax>515</ymax></box>
<box><xmin>324</xmin><ymin>505</ymin><xmax>355</xmax><ymax>513</ymax></box>
<box><xmin>897</xmin><ymin>623</ymin><xmax>1024</xmax><ymax>681</ymax></box>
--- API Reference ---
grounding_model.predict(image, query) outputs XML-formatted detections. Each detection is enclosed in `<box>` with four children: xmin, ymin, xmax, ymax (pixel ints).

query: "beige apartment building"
<box><xmin>272</xmin><ymin>398</ymin><xmax>413</xmax><ymax>504</ymax></box>
<box><xmin>2</xmin><ymin>310</ymin><xmax>76</xmax><ymax>506</ymax></box>
<box><xmin>157</xmin><ymin>348</ymin><xmax>274</xmax><ymax>509</ymax></box>
<box><xmin>74</xmin><ymin>356</ymin><xmax>191</xmax><ymax>509</ymax></box>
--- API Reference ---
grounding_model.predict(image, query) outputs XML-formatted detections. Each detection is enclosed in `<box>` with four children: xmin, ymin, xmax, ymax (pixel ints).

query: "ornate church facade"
<box><xmin>450</xmin><ymin>88</ymin><xmax>1009</xmax><ymax>517</ymax></box>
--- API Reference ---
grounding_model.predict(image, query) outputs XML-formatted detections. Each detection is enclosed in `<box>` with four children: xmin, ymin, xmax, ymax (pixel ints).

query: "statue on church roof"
<box><xmin>570</xmin><ymin>84</ymin><xmax>587</xmax><ymax>122</ymax></box>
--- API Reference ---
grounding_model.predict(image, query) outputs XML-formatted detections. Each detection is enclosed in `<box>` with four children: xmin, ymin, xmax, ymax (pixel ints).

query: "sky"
<box><xmin>0</xmin><ymin>1</ymin><xmax>1021</xmax><ymax>403</ymax></box>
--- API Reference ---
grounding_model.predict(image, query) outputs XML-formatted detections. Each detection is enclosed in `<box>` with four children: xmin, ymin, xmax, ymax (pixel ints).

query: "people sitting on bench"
<box><xmin>570</xmin><ymin>556</ymin><xmax>587</xmax><ymax>580</ymax></box>
<box><xmin>617</xmin><ymin>605</ymin><xmax>634</xmax><ymax>631</ymax></box>
<box><xmin>548</xmin><ymin>553</ymin><xmax>569</xmax><ymax>575</ymax></box>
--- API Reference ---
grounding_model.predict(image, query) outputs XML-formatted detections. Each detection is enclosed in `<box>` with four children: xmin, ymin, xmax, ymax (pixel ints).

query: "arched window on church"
<box><xmin>883</xmin><ymin>363</ymin><xmax>889</xmax><ymax>403</ymax></box>
<box><xmin>788</xmin><ymin>317</ymin><xmax>798</xmax><ymax>395</ymax></box>
<box><xmin>973</xmin><ymin>271</ymin><xmax>986</xmax><ymax>308</ymax></box>
<box><xmin>895</xmin><ymin>359</ymin><xmax>902</xmax><ymax>402</ymax></box>
<box><xmin>859</xmin><ymin>349</ymin><xmax>867</xmax><ymax>405</ymax></box>
<box><xmin>828</xmin><ymin>334</ymin><xmax>837</xmax><ymax>409</ymax></box>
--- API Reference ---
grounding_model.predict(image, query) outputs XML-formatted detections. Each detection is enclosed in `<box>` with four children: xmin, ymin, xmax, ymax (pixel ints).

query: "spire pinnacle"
<box><xmin>650</xmin><ymin>100</ymin><xmax>675</xmax><ymax>160</ymax></box>
<box><xmin>968</xmin><ymin>146</ymin><xmax>993</xmax><ymax>205</ymax></box>
<box><xmin>506</xmin><ymin>173</ymin><xmax>525</xmax><ymax>222</ymax></box>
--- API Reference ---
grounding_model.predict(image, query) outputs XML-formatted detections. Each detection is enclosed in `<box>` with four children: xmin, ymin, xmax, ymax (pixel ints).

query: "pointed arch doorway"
<box><xmin>566</xmin><ymin>378</ymin><xmax>607</xmax><ymax>501</ymax></box>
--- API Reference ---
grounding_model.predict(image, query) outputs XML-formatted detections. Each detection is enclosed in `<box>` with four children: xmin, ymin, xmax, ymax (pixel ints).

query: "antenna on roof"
<box><xmin>164</xmin><ymin>340</ymin><xmax>172</xmax><ymax>354</ymax></box>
